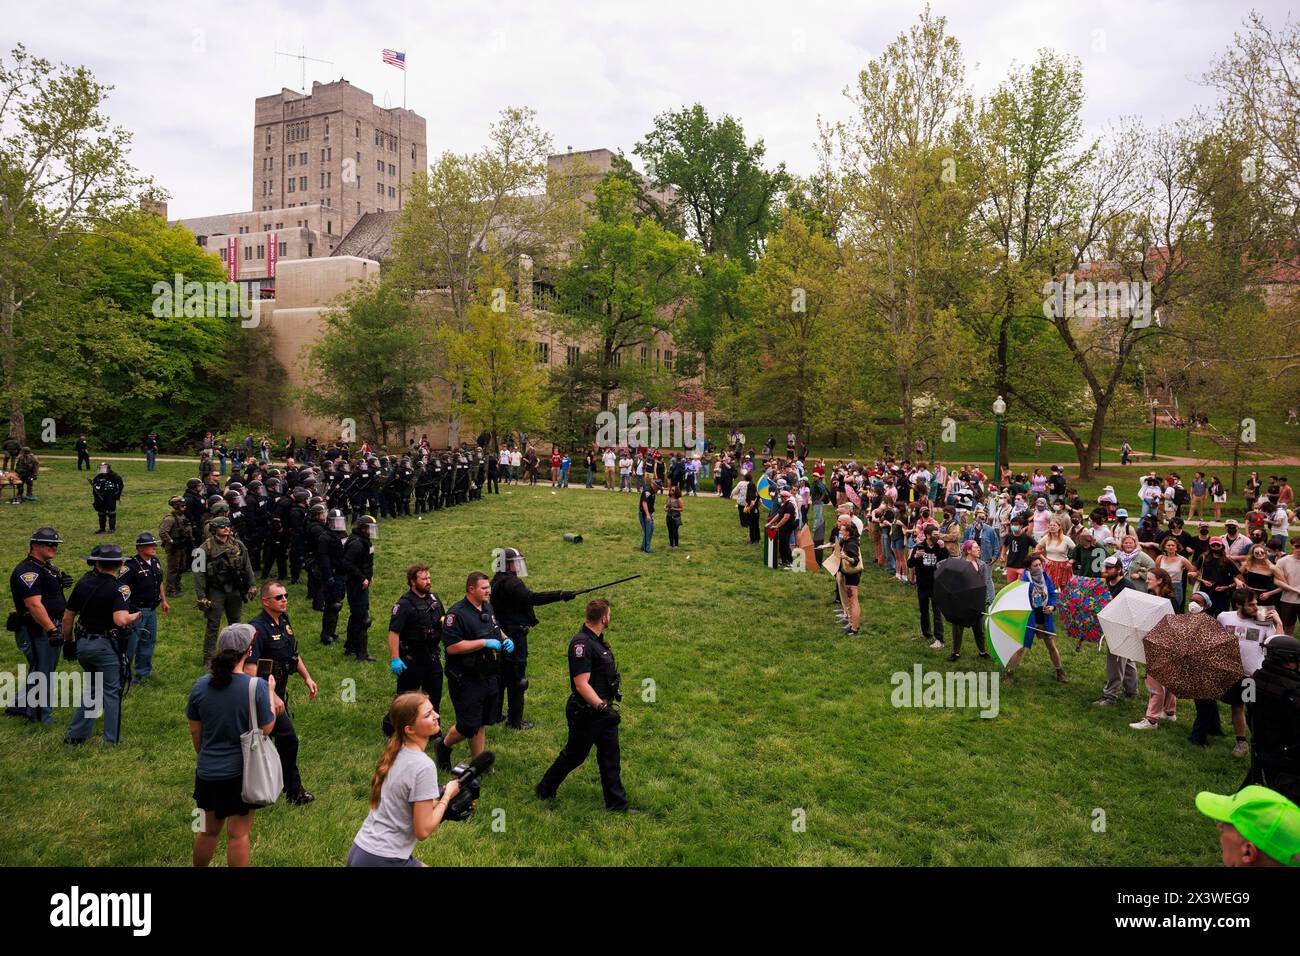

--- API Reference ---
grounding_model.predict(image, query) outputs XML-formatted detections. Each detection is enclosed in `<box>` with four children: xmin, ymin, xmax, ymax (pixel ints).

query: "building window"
<box><xmin>355</xmin><ymin>121</ymin><xmax>360</xmax><ymax>138</ymax></box>
<box><xmin>219</xmin><ymin>248</ymin><xmax>226</xmax><ymax>261</ymax></box>
<box><xmin>288</xmin><ymin>179</ymin><xmax>295</xmax><ymax>193</ymax></box>
<box><xmin>639</xmin><ymin>347</ymin><xmax>648</xmax><ymax>366</ymax></box>
<box><xmin>388</xmin><ymin>163</ymin><xmax>395</xmax><ymax>176</ymax></box>
<box><xmin>610</xmin><ymin>350</ymin><xmax>621</xmax><ymax>367</ymax></box>
<box><xmin>356</xmin><ymin>201</ymin><xmax>361</xmax><ymax>215</ymax></box>
<box><xmin>535</xmin><ymin>342</ymin><xmax>550</xmax><ymax>364</ymax></box>
<box><xmin>307</xmin><ymin>243</ymin><xmax>313</xmax><ymax>257</ymax></box>
<box><xmin>411</xmin><ymin>145</ymin><xmax>416</xmax><ymax>161</ymax></box>
<box><xmin>326</xmin><ymin>220</ymin><xmax>332</xmax><ymax>234</ymax></box>
<box><xmin>300</xmin><ymin>152</ymin><xmax>307</xmax><ymax>165</ymax></box>
<box><xmin>377</xmin><ymin>159</ymin><xmax>384</xmax><ymax>172</ymax></box>
<box><xmin>388</xmin><ymin>185</ymin><xmax>395</xmax><ymax>198</ymax></box>
<box><xmin>377</xmin><ymin>183</ymin><xmax>384</xmax><ymax>195</ymax></box>
<box><xmin>263</xmin><ymin>223</ymin><xmax>270</xmax><ymax>231</ymax></box>
<box><xmin>288</xmin><ymin>154</ymin><xmax>295</xmax><ymax>168</ymax></box>
<box><xmin>299</xmin><ymin>176</ymin><xmax>307</xmax><ymax>190</ymax></box>
<box><xmin>265</xmin><ymin>129</ymin><xmax>271</xmax><ymax>148</ymax></box>
<box><xmin>244</xmin><ymin>246</ymin><xmax>252</xmax><ymax>261</ymax></box>
<box><xmin>279</xmin><ymin>241</ymin><xmax>287</xmax><ymax>256</ymax></box>
<box><xmin>256</xmin><ymin>244</ymin><xmax>264</xmax><ymax>259</ymax></box>
<box><xmin>664</xmin><ymin>350</ymin><xmax>674</xmax><ymax>370</ymax></box>
<box><xmin>275</xmin><ymin>222</ymin><xmax>283</xmax><ymax>229</ymax></box>
<box><xmin>374</xmin><ymin>129</ymin><xmax>383</xmax><ymax>146</ymax></box>
<box><xmin>566</xmin><ymin>345</ymin><xmax>580</xmax><ymax>366</ymax></box>
<box><xmin>197</xmin><ymin>235</ymin><xmax>207</xmax><ymax>247</ymax></box>
<box><xmin>324</xmin><ymin>118</ymin><xmax>330</xmax><ymax>139</ymax></box>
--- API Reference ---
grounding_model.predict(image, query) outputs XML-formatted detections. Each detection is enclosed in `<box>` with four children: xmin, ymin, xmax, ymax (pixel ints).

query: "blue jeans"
<box><xmin>66</xmin><ymin>636</ymin><xmax>123</xmax><ymax>744</ymax></box>
<box><xmin>145</xmin><ymin>449</ymin><xmax>156</xmax><ymax>471</ymax></box>
<box><xmin>585</xmin><ymin>468</ymin><xmax>594</xmax><ymax>488</ymax></box>
<box><xmin>219</xmin><ymin>454</ymin><xmax>228</xmax><ymax>475</ymax></box>
<box><xmin>639</xmin><ymin>513</ymin><xmax>654</xmax><ymax>552</ymax></box>
<box><xmin>16</xmin><ymin>624</ymin><xmax>59</xmax><ymax>724</ymax></box>
<box><xmin>1140</xmin><ymin>499</ymin><xmax>1155</xmax><ymax>520</ymax></box>
<box><xmin>561</xmin><ymin>466</ymin><xmax>570</xmax><ymax>487</ymax></box>
<box><xmin>126</xmin><ymin>607</ymin><xmax>158</xmax><ymax>680</ymax></box>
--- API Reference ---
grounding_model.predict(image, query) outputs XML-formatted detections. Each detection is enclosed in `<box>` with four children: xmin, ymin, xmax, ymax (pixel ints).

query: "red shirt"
<box><xmin>551</xmin><ymin>452</ymin><xmax>561</xmax><ymax>468</ymax></box>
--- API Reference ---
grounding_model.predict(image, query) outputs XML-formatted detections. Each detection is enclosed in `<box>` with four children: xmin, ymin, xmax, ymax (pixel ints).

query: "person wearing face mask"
<box><xmin>1093</xmin><ymin>556</ymin><xmax>1139</xmax><ymax>707</ymax></box>
<box><xmin>1006</xmin><ymin>556</ymin><xmax>1067</xmax><ymax>684</ymax></box>
<box><xmin>1002</xmin><ymin>519</ymin><xmax>1037</xmax><ymax>585</ymax></box>
<box><xmin>909</xmin><ymin>525</ymin><xmax>948</xmax><ymax>649</ymax></box>
<box><xmin>1222</xmin><ymin>519</ymin><xmax>1251</xmax><ymax>567</ymax></box>
<box><xmin>1029</xmin><ymin>497</ymin><xmax>1053</xmax><ymax>537</ymax></box>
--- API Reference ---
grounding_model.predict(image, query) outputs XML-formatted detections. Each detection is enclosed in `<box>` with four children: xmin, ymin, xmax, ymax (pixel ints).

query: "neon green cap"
<box><xmin>1196</xmin><ymin>786</ymin><xmax>1300</xmax><ymax>867</ymax></box>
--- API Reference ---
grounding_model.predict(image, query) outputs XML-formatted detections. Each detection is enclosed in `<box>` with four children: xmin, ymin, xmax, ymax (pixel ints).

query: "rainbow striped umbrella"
<box><xmin>985</xmin><ymin>580</ymin><xmax>1032</xmax><ymax>667</ymax></box>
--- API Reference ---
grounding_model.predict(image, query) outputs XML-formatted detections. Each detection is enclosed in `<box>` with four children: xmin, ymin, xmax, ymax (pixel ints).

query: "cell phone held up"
<box><xmin>256</xmin><ymin>658</ymin><xmax>274</xmax><ymax>680</ymax></box>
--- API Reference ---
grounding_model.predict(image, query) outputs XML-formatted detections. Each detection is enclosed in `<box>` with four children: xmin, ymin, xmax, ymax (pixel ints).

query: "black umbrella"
<box><xmin>933</xmin><ymin>557</ymin><xmax>986</xmax><ymax>626</ymax></box>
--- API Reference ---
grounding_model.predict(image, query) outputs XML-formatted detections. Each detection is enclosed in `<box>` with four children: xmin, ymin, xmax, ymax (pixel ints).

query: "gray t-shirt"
<box><xmin>353</xmin><ymin>747</ymin><xmax>440</xmax><ymax>861</ymax></box>
<box><xmin>186</xmin><ymin>673</ymin><xmax>274</xmax><ymax>780</ymax></box>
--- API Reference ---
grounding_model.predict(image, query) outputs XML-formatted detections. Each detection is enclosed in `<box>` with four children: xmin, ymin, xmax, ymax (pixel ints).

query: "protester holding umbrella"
<box><xmin>1006</xmin><ymin>556</ymin><xmax>1067</xmax><ymax>684</ymax></box>
<box><xmin>1130</xmin><ymin>569</ymin><xmax>1180</xmax><ymax>730</ymax></box>
<box><xmin>832</xmin><ymin>515</ymin><xmax>863</xmax><ymax>636</ymax></box>
<box><xmin>944</xmin><ymin>541</ymin><xmax>992</xmax><ymax>662</ymax></box>
<box><xmin>1093</xmin><ymin>556</ymin><xmax>1138</xmax><ymax>707</ymax></box>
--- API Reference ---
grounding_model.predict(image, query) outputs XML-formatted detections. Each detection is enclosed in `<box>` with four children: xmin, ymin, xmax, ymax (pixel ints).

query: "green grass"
<box><xmin>0</xmin><ymin>460</ymin><xmax>1243</xmax><ymax>865</ymax></box>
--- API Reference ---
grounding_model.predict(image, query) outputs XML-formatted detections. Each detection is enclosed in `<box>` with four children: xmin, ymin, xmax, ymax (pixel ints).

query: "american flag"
<box><xmin>382</xmin><ymin>49</ymin><xmax>405</xmax><ymax>69</ymax></box>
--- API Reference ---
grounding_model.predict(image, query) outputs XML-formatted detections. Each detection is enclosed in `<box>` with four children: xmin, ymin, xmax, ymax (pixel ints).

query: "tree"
<box><xmin>634</xmin><ymin>103</ymin><xmax>790</xmax><ymax>270</ymax></box>
<box><xmin>300</xmin><ymin>280</ymin><xmax>439</xmax><ymax>447</ymax></box>
<box><xmin>555</xmin><ymin>177</ymin><xmax>698</xmax><ymax>411</ymax></box>
<box><xmin>387</xmin><ymin>107</ymin><xmax>587</xmax><ymax>326</ymax></box>
<box><xmin>821</xmin><ymin>7</ymin><xmax>983</xmax><ymax>447</ymax></box>
<box><xmin>0</xmin><ymin>44</ymin><xmax>153</xmax><ymax>444</ymax></box>
<box><xmin>440</xmin><ymin>260</ymin><xmax>554</xmax><ymax>453</ymax></box>
<box><xmin>734</xmin><ymin>212</ymin><xmax>845</xmax><ymax>443</ymax></box>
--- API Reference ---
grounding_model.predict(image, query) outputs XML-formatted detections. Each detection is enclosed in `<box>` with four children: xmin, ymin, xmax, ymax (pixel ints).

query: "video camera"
<box><xmin>444</xmin><ymin>750</ymin><xmax>494</xmax><ymax>822</ymax></box>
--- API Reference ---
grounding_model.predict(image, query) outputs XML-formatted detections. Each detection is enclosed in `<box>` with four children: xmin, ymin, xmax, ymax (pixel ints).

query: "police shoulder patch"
<box><xmin>117</xmin><ymin>585</ymin><xmax>131</xmax><ymax>601</ymax></box>
<box><xmin>443</xmin><ymin>612</ymin><xmax>455</xmax><ymax>628</ymax></box>
<box><xmin>573</xmin><ymin>642</ymin><xmax>584</xmax><ymax>658</ymax></box>
<box><xmin>19</xmin><ymin>572</ymin><xmax>38</xmax><ymax>588</ymax></box>
<box><xmin>392</xmin><ymin>603</ymin><xmax>402</xmax><ymax>616</ymax></box>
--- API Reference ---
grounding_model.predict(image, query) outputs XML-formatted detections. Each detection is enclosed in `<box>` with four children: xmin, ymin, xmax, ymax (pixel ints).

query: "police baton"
<box><xmin>571</xmin><ymin>575</ymin><xmax>641</xmax><ymax>597</ymax></box>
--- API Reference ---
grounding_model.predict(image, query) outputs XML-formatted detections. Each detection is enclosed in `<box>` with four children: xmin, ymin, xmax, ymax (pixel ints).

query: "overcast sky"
<box><xmin>7</xmin><ymin>0</ymin><xmax>1294</xmax><ymax>219</ymax></box>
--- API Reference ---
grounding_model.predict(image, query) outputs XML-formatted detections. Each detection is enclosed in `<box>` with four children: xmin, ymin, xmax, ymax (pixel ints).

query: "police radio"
<box><xmin>444</xmin><ymin>751</ymin><xmax>494</xmax><ymax>822</ymax></box>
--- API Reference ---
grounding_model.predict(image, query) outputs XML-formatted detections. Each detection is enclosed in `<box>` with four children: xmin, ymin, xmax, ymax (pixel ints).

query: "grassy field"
<box><xmin>0</xmin><ymin>459</ymin><xmax>1242</xmax><ymax>866</ymax></box>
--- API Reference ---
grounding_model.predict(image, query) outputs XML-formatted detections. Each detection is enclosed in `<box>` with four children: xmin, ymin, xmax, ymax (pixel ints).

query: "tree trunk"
<box><xmin>2</xmin><ymin>291</ymin><xmax>25</xmax><ymax>446</ymax></box>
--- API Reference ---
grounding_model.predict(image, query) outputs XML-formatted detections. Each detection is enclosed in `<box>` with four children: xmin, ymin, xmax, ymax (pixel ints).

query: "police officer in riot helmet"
<box><xmin>183</xmin><ymin>478</ymin><xmax>206</xmax><ymax>540</ymax></box>
<box><xmin>341</xmin><ymin>514</ymin><xmax>378</xmax><ymax>661</ymax></box>
<box><xmin>63</xmin><ymin>544</ymin><xmax>142</xmax><ymax>744</ymax></box>
<box><xmin>317</xmin><ymin>508</ymin><xmax>348</xmax><ymax>646</ymax></box>
<box><xmin>8</xmin><ymin>528</ymin><xmax>71</xmax><ymax>723</ymax></box>
<box><xmin>384</xmin><ymin>563</ymin><xmax>447</xmax><ymax>736</ymax></box>
<box><xmin>159</xmin><ymin>496</ymin><xmax>193</xmax><ymax>597</ymax></box>
<box><xmin>304</xmin><ymin>502</ymin><xmax>328</xmax><ymax>618</ymax></box>
<box><xmin>1247</xmin><ymin>634</ymin><xmax>1300</xmax><ymax>803</ymax></box>
<box><xmin>490</xmin><ymin>547</ymin><xmax>575</xmax><ymax>729</ymax></box>
<box><xmin>90</xmin><ymin>461</ymin><xmax>124</xmax><ymax>534</ymax></box>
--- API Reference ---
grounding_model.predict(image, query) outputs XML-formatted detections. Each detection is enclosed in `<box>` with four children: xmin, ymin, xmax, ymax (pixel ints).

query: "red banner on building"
<box><xmin>226</xmin><ymin>236</ymin><xmax>238</xmax><ymax>281</ymax></box>
<box><xmin>268</xmin><ymin>231</ymin><xmax>278</xmax><ymax>278</ymax></box>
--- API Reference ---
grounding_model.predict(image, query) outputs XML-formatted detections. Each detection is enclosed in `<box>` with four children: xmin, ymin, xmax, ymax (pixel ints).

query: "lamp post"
<box><xmin>1151</xmin><ymin>400</ymin><xmax>1159</xmax><ymax>462</ymax></box>
<box><xmin>993</xmin><ymin>395</ymin><xmax>1007</xmax><ymax>485</ymax></box>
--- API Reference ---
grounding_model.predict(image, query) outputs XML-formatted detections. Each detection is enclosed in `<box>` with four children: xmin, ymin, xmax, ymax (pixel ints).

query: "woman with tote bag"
<box><xmin>186</xmin><ymin>624</ymin><xmax>279</xmax><ymax>867</ymax></box>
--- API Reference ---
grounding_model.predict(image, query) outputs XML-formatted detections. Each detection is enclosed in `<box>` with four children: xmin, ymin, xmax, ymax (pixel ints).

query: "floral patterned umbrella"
<box><xmin>1059</xmin><ymin>576</ymin><xmax>1112</xmax><ymax>651</ymax></box>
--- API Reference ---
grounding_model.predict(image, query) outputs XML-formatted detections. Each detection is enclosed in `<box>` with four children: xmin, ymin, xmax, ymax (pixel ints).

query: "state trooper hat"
<box><xmin>31</xmin><ymin>527</ymin><xmax>63</xmax><ymax>546</ymax></box>
<box><xmin>135</xmin><ymin>532</ymin><xmax>160</xmax><ymax>548</ymax></box>
<box><xmin>85</xmin><ymin>543</ymin><xmax>125</xmax><ymax>564</ymax></box>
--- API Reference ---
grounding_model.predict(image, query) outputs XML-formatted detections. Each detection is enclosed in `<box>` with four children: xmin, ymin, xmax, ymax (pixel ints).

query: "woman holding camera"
<box><xmin>347</xmin><ymin>692</ymin><xmax>460</xmax><ymax>867</ymax></box>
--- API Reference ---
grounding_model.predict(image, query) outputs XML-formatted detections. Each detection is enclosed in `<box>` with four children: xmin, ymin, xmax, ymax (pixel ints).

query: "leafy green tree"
<box><xmin>0</xmin><ymin>44</ymin><xmax>153</xmax><ymax>444</ymax></box>
<box><xmin>440</xmin><ymin>260</ymin><xmax>554</xmax><ymax>453</ymax></box>
<box><xmin>555</xmin><ymin>177</ymin><xmax>698</xmax><ymax>411</ymax></box>
<box><xmin>300</xmin><ymin>280</ymin><xmax>439</xmax><ymax>447</ymax></box>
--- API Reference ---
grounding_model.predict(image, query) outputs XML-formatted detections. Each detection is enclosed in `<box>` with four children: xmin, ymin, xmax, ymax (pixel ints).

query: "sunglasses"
<box><xmin>269</xmin><ymin>593</ymin><xmax>289</xmax><ymax>601</ymax></box>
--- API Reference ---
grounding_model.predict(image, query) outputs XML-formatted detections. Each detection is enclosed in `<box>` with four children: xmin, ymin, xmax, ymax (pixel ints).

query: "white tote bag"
<box><xmin>240</xmin><ymin>677</ymin><xmax>283</xmax><ymax>806</ymax></box>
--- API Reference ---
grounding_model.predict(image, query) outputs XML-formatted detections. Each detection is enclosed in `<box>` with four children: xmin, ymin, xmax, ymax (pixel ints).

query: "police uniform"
<box><xmin>65</xmin><ymin>552</ymin><xmax>134</xmax><ymax>744</ymax></box>
<box><xmin>535</xmin><ymin>623</ymin><xmax>628</xmax><ymax>810</ymax></box>
<box><xmin>8</xmin><ymin>533</ymin><xmax>69</xmax><ymax>723</ymax></box>
<box><xmin>193</xmin><ymin>527</ymin><xmax>256</xmax><ymax>665</ymax></box>
<box><xmin>441</xmin><ymin>596</ymin><xmax>502</xmax><ymax>739</ymax></box>
<box><xmin>388</xmin><ymin>588</ymin><xmax>446</xmax><ymax>715</ymax></box>
<box><xmin>90</xmin><ymin>466</ymin><xmax>124</xmax><ymax>533</ymax></box>
<box><xmin>158</xmin><ymin>501</ymin><xmax>193</xmax><ymax>595</ymax></box>
<box><xmin>316</xmin><ymin>519</ymin><xmax>346</xmax><ymax>644</ymax></box>
<box><xmin>248</xmin><ymin>608</ymin><xmax>311</xmax><ymax>802</ymax></box>
<box><xmin>340</xmin><ymin>524</ymin><xmax>375</xmax><ymax>659</ymax></box>
<box><xmin>1247</xmin><ymin>636</ymin><xmax>1300</xmax><ymax>803</ymax></box>
<box><xmin>489</xmin><ymin>567</ymin><xmax>572</xmax><ymax>727</ymax></box>
<box><xmin>122</xmin><ymin>541</ymin><xmax>164</xmax><ymax>681</ymax></box>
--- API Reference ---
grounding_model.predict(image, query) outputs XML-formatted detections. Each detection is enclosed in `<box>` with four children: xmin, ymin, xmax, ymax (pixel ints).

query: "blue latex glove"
<box><xmin>482</xmin><ymin>638</ymin><xmax>502</xmax><ymax>652</ymax></box>
<box><xmin>389</xmin><ymin>657</ymin><xmax>406</xmax><ymax>675</ymax></box>
<box><xmin>501</xmin><ymin>637</ymin><xmax>515</xmax><ymax>654</ymax></box>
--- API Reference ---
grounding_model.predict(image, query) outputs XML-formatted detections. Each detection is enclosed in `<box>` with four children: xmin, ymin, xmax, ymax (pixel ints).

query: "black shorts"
<box><xmin>841</xmin><ymin>572</ymin><xmax>861</xmax><ymax>587</ymax></box>
<box><xmin>194</xmin><ymin>772</ymin><xmax>257</xmax><ymax>819</ymax></box>
<box><xmin>447</xmin><ymin>672</ymin><xmax>500</xmax><ymax>737</ymax></box>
